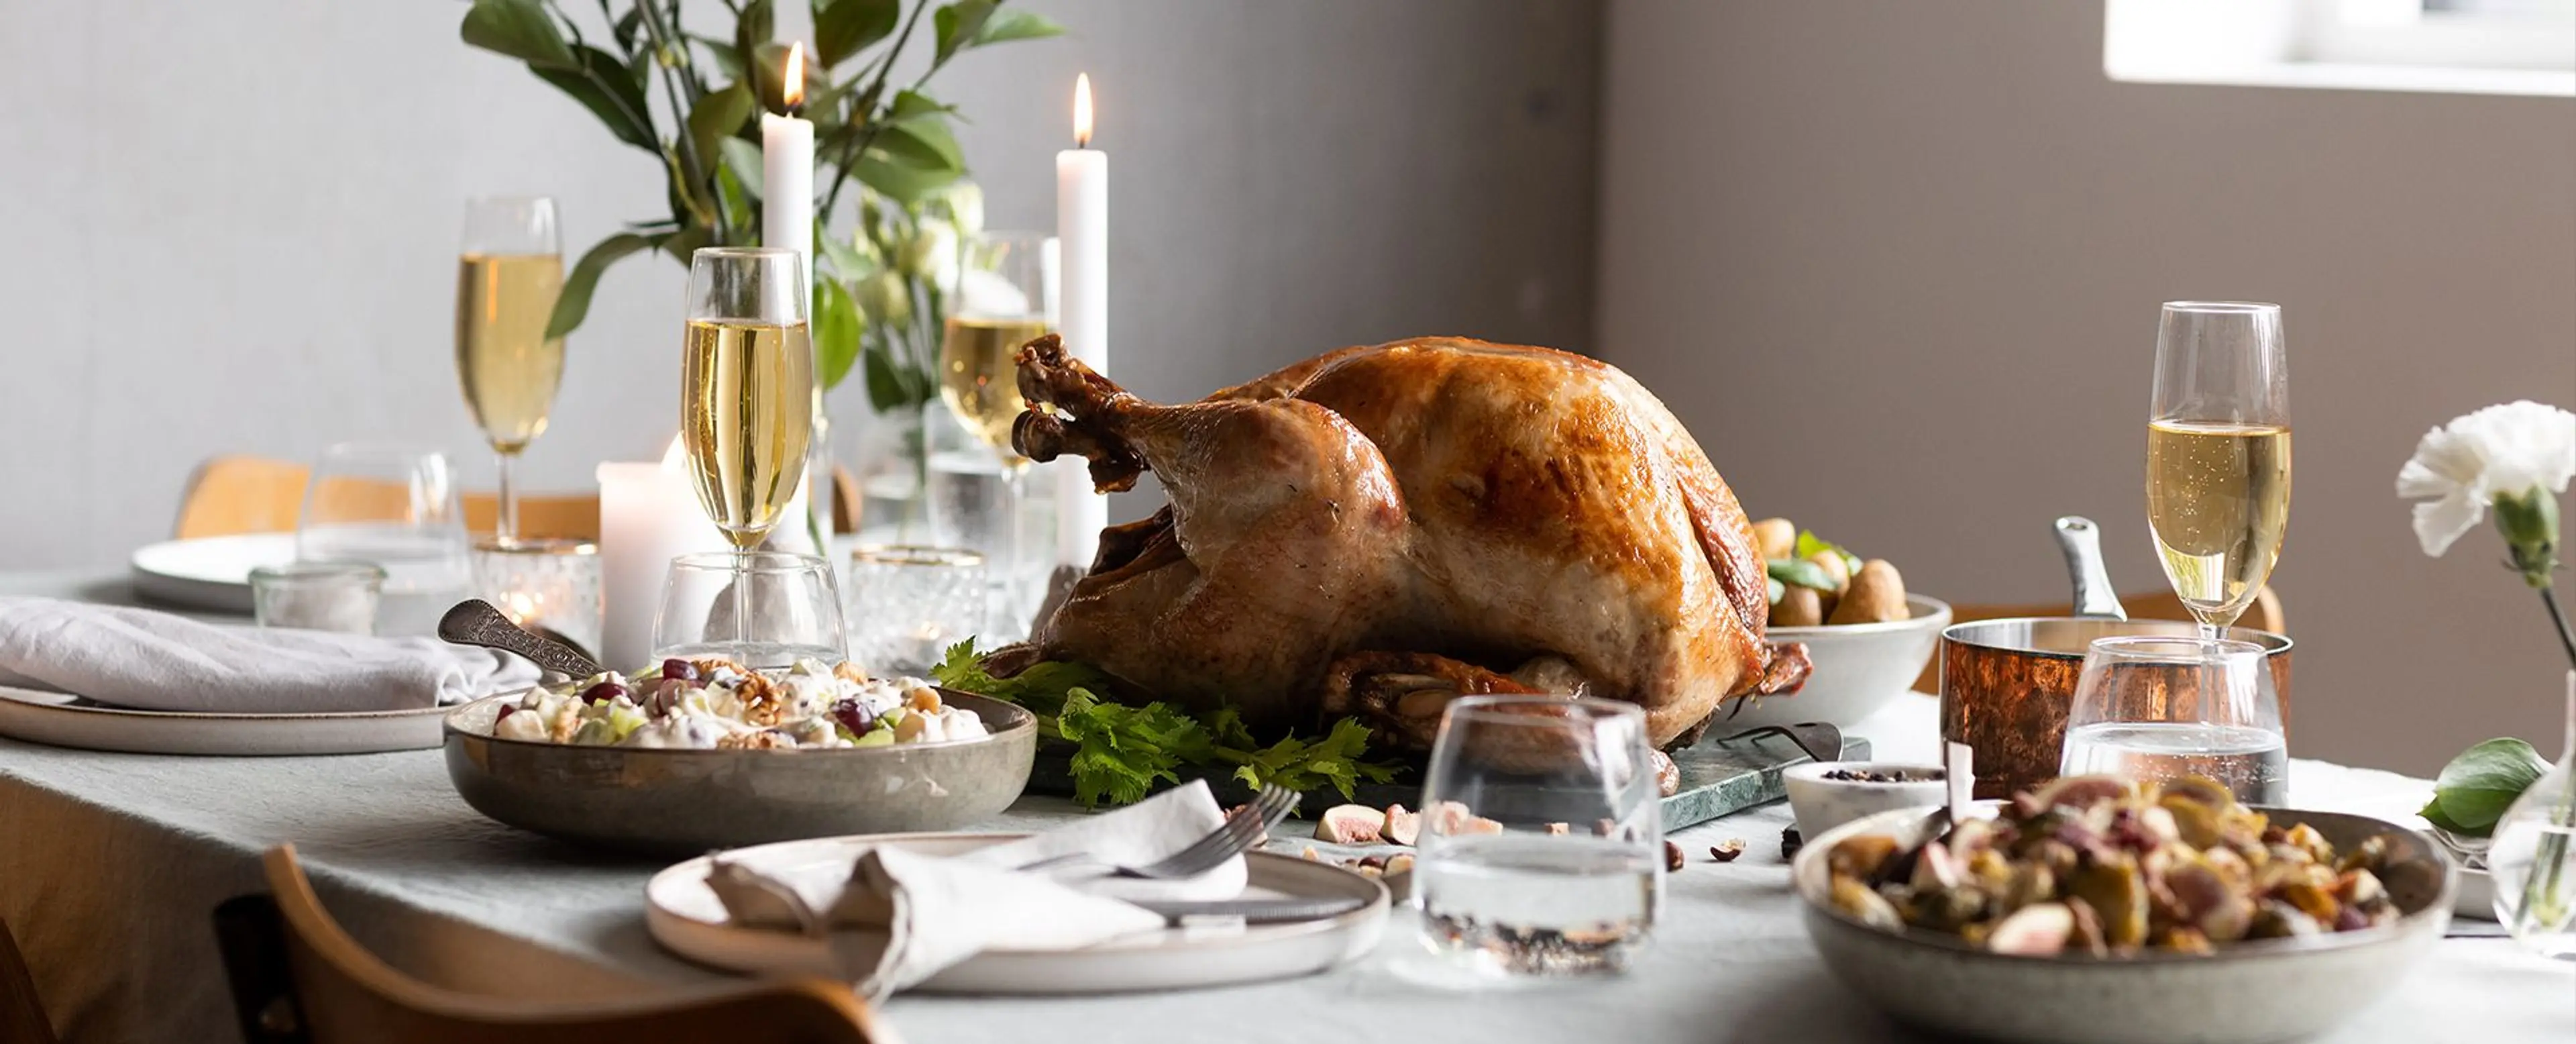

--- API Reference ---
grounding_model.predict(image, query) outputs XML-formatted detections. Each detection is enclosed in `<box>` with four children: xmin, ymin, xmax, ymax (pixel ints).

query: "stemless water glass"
<box><xmin>651</xmin><ymin>552</ymin><xmax>845</xmax><ymax>670</ymax></box>
<box><xmin>2146</xmin><ymin>301</ymin><xmax>2291</xmax><ymax>637</ymax></box>
<box><xmin>2058</xmin><ymin>635</ymin><xmax>2286</xmax><ymax>804</ymax></box>
<box><xmin>1413</xmin><ymin>696</ymin><xmax>1663</xmax><ymax>979</ymax></box>
<box><xmin>295</xmin><ymin>443</ymin><xmax>472</xmax><ymax>637</ymax></box>
<box><xmin>249</xmin><ymin>562</ymin><xmax>385</xmax><ymax>634</ymax></box>
<box><xmin>455</xmin><ymin>196</ymin><xmax>564</xmax><ymax>545</ymax></box>
<box><xmin>845</xmin><ymin>545</ymin><xmax>987</xmax><ymax>674</ymax></box>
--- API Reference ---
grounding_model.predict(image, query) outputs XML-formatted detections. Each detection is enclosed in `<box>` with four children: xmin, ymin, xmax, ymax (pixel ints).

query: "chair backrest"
<box><xmin>175</xmin><ymin>456</ymin><xmax>600</xmax><ymax>542</ymax></box>
<box><xmin>1912</xmin><ymin>586</ymin><xmax>2286</xmax><ymax>692</ymax></box>
<box><xmin>217</xmin><ymin>845</ymin><xmax>892</xmax><ymax>1044</ymax></box>
<box><xmin>0</xmin><ymin>915</ymin><xmax>59</xmax><ymax>1044</ymax></box>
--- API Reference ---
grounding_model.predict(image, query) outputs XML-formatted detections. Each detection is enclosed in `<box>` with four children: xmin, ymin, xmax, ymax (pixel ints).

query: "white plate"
<box><xmin>129</xmin><ymin>533</ymin><xmax>297</xmax><ymax>613</ymax></box>
<box><xmin>0</xmin><ymin>685</ymin><xmax>447</xmax><ymax>755</ymax></box>
<box><xmin>647</xmin><ymin>833</ymin><xmax>1388</xmax><ymax>994</ymax></box>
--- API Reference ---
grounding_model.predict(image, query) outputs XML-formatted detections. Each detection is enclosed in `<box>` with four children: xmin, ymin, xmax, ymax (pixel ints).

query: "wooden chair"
<box><xmin>0</xmin><ymin>916</ymin><xmax>59</xmax><ymax>1044</ymax></box>
<box><xmin>1913</xmin><ymin>586</ymin><xmax>2286</xmax><ymax>693</ymax></box>
<box><xmin>214</xmin><ymin>845</ymin><xmax>892</xmax><ymax>1044</ymax></box>
<box><xmin>175</xmin><ymin>456</ymin><xmax>600</xmax><ymax>541</ymax></box>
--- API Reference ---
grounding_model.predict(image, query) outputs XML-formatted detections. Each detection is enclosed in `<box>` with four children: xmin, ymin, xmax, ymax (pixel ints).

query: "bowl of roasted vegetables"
<box><xmin>1728</xmin><ymin>521</ymin><xmax>1948</xmax><ymax>729</ymax></box>
<box><xmin>1792</xmin><ymin>774</ymin><xmax>2453</xmax><ymax>1044</ymax></box>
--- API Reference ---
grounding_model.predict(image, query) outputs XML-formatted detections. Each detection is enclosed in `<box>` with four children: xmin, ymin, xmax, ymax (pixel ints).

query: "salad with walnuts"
<box><xmin>489</xmin><ymin>657</ymin><xmax>987</xmax><ymax>750</ymax></box>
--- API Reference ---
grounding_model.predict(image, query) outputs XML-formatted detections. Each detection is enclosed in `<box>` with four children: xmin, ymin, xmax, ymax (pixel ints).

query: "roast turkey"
<box><xmin>990</xmin><ymin>335</ymin><xmax>1809</xmax><ymax>750</ymax></box>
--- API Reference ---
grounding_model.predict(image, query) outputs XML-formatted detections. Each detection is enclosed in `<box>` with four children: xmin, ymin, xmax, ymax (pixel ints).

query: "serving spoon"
<box><xmin>437</xmin><ymin>599</ymin><xmax>604</xmax><ymax>680</ymax></box>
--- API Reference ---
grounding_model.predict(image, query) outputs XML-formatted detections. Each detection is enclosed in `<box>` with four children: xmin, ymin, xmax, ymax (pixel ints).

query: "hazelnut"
<box><xmin>1665</xmin><ymin>841</ymin><xmax>1686</xmax><ymax>872</ymax></box>
<box><xmin>1709</xmin><ymin>839</ymin><xmax>1746</xmax><ymax>863</ymax></box>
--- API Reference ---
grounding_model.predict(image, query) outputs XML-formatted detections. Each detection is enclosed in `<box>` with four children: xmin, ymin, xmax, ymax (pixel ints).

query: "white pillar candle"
<box><xmin>596</xmin><ymin>439</ymin><xmax>732</xmax><ymax>670</ymax></box>
<box><xmin>1054</xmin><ymin>73</ymin><xmax>1110</xmax><ymax>571</ymax></box>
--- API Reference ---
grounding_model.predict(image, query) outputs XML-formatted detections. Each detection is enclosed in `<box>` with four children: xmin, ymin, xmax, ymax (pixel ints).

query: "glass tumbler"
<box><xmin>2057</xmin><ymin>635</ymin><xmax>2286</xmax><ymax>804</ymax></box>
<box><xmin>845</xmin><ymin>545</ymin><xmax>988</xmax><ymax>675</ymax></box>
<box><xmin>249</xmin><ymin>562</ymin><xmax>386</xmax><ymax>634</ymax></box>
<box><xmin>1413</xmin><ymin>695</ymin><xmax>1663</xmax><ymax>979</ymax></box>
<box><xmin>295</xmin><ymin>442</ymin><xmax>472</xmax><ymax>637</ymax></box>
<box><xmin>651</xmin><ymin>552</ymin><xmax>845</xmax><ymax>670</ymax></box>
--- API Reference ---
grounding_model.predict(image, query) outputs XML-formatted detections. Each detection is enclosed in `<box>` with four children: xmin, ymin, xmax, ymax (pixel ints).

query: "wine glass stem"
<box><xmin>733</xmin><ymin>560</ymin><xmax>751</xmax><ymax>649</ymax></box>
<box><xmin>494</xmin><ymin>450</ymin><xmax>519</xmax><ymax>546</ymax></box>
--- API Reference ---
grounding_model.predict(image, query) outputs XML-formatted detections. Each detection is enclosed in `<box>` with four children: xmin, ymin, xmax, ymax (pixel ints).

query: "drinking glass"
<box><xmin>845</xmin><ymin>545</ymin><xmax>987</xmax><ymax>674</ymax></box>
<box><xmin>296</xmin><ymin>443</ymin><xmax>471</xmax><ymax>637</ymax></box>
<box><xmin>455</xmin><ymin>196</ymin><xmax>564</xmax><ymax>545</ymax></box>
<box><xmin>249</xmin><ymin>562</ymin><xmax>384</xmax><ymax>634</ymax></box>
<box><xmin>2058</xmin><ymin>635</ymin><xmax>2286</xmax><ymax>804</ymax></box>
<box><xmin>651</xmin><ymin>551</ymin><xmax>845</xmax><ymax>670</ymax></box>
<box><xmin>935</xmin><ymin>231</ymin><xmax>1053</xmax><ymax>633</ymax></box>
<box><xmin>2146</xmin><ymin>301</ymin><xmax>2290</xmax><ymax>637</ymax></box>
<box><xmin>1413</xmin><ymin>696</ymin><xmax>1662</xmax><ymax>979</ymax></box>
<box><xmin>682</xmin><ymin>247</ymin><xmax>815</xmax><ymax>643</ymax></box>
<box><xmin>470</xmin><ymin>537</ymin><xmax>603</xmax><ymax>661</ymax></box>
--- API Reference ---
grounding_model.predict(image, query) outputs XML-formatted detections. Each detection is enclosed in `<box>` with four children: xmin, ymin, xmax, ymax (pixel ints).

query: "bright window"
<box><xmin>2105</xmin><ymin>0</ymin><xmax>2576</xmax><ymax>96</ymax></box>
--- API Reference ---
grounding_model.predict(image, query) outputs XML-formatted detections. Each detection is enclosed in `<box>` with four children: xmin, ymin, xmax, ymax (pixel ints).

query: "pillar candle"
<box><xmin>596</xmin><ymin>439</ymin><xmax>731</xmax><ymax>669</ymax></box>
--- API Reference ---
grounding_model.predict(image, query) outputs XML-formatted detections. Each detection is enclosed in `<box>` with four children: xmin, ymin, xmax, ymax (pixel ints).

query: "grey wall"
<box><xmin>0</xmin><ymin>0</ymin><xmax>1599</xmax><ymax>560</ymax></box>
<box><xmin>1599</xmin><ymin>0</ymin><xmax>2576</xmax><ymax>774</ymax></box>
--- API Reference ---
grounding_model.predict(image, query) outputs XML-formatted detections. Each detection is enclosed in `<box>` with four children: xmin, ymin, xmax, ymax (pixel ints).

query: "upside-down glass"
<box><xmin>455</xmin><ymin>196</ymin><xmax>564</xmax><ymax>545</ymax></box>
<box><xmin>651</xmin><ymin>552</ymin><xmax>845</xmax><ymax>670</ymax></box>
<box><xmin>933</xmin><ymin>231</ymin><xmax>1055</xmax><ymax>637</ymax></box>
<box><xmin>1413</xmin><ymin>696</ymin><xmax>1663</xmax><ymax>978</ymax></box>
<box><xmin>295</xmin><ymin>443</ymin><xmax>472</xmax><ymax>637</ymax></box>
<box><xmin>2146</xmin><ymin>301</ymin><xmax>2290</xmax><ymax>637</ymax></box>
<box><xmin>2057</xmin><ymin>635</ymin><xmax>2286</xmax><ymax>804</ymax></box>
<box><xmin>845</xmin><ymin>545</ymin><xmax>987</xmax><ymax>674</ymax></box>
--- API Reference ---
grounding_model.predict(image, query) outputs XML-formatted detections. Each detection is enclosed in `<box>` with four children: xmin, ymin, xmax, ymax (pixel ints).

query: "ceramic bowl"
<box><xmin>1782</xmin><ymin>761</ymin><xmax>1947</xmax><ymax>839</ymax></box>
<box><xmin>1794</xmin><ymin>803</ymin><xmax>2453</xmax><ymax>1044</ymax></box>
<box><xmin>443</xmin><ymin>688</ymin><xmax>1036</xmax><ymax>854</ymax></box>
<box><xmin>1727</xmin><ymin>595</ymin><xmax>1951</xmax><ymax>730</ymax></box>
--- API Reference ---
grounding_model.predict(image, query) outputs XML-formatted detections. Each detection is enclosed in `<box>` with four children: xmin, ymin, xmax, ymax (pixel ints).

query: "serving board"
<box><xmin>1027</xmin><ymin>725</ymin><xmax>1868</xmax><ymax>831</ymax></box>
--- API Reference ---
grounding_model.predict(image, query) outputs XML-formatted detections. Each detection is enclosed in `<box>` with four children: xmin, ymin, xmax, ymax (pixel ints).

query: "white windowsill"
<box><xmin>2108</xmin><ymin>59</ymin><xmax>2576</xmax><ymax>97</ymax></box>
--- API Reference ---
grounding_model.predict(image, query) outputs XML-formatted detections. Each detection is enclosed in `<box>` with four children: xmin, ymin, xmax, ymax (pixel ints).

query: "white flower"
<box><xmin>2396</xmin><ymin>401</ymin><xmax>2576</xmax><ymax>556</ymax></box>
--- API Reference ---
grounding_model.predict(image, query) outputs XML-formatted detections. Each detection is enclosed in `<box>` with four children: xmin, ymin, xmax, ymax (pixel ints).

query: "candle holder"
<box><xmin>846</xmin><ymin>545</ymin><xmax>988</xmax><ymax>675</ymax></box>
<box><xmin>470</xmin><ymin>537</ymin><xmax>603</xmax><ymax>662</ymax></box>
<box><xmin>250</xmin><ymin>562</ymin><xmax>386</xmax><ymax>634</ymax></box>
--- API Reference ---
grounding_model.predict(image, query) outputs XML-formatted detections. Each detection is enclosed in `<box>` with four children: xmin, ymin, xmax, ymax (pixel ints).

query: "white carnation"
<box><xmin>2396</xmin><ymin>401</ymin><xmax>2576</xmax><ymax>556</ymax></box>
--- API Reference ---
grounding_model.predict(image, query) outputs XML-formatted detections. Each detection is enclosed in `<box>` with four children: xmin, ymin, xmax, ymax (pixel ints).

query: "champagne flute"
<box><xmin>2145</xmin><ymin>301</ymin><xmax>2291</xmax><ymax>639</ymax></box>
<box><xmin>455</xmin><ymin>196</ymin><xmax>565</xmax><ymax>546</ymax></box>
<box><xmin>681</xmin><ymin>248</ymin><xmax>816</xmax><ymax>653</ymax></box>
<box><xmin>936</xmin><ymin>231</ymin><xmax>1053</xmax><ymax>629</ymax></box>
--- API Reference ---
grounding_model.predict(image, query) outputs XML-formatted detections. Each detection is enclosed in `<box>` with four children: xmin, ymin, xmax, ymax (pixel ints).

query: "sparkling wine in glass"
<box><xmin>682</xmin><ymin>248</ymin><xmax>815</xmax><ymax>550</ymax></box>
<box><xmin>2145</xmin><ymin>301</ymin><xmax>2290</xmax><ymax>637</ymax></box>
<box><xmin>935</xmin><ymin>231</ymin><xmax>1053</xmax><ymax>630</ymax></box>
<box><xmin>455</xmin><ymin>196</ymin><xmax>564</xmax><ymax>545</ymax></box>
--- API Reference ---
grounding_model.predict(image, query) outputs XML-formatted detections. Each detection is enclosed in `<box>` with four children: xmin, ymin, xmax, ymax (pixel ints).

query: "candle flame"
<box><xmin>783</xmin><ymin>42</ymin><xmax>806</xmax><ymax>110</ymax></box>
<box><xmin>1073</xmin><ymin>72</ymin><xmax>1093</xmax><ymax>148</ymax></box>
<box><xmin>502</xmin><ymin>592</ymin><xmax>542</xmax><ymax>625</ymax></box>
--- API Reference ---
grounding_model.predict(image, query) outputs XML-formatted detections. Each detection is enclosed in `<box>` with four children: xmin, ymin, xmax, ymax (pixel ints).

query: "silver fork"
<box><xmin>1018</xmin><ymin>784</ymin><xmax>1301</xmax><ymax>880</ymax></box>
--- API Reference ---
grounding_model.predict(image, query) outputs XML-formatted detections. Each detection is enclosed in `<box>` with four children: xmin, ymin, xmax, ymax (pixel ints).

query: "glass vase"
<box><xmin>2490</xmin><ymin>670</ymin><xmax>2576</xmax><ymax>959</ymax></box>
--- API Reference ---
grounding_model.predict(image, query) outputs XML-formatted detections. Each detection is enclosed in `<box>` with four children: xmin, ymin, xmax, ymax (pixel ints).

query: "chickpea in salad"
<box><xmin>489</xmin><ymin>657</ymin><xmax>987</xmax><ymax>750</ymax></box>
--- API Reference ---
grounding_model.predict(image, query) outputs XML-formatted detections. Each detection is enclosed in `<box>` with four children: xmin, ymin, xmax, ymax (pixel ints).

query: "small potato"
<box><xmin>1805</xmin><ymin>550</ymin><xmax>1849</xmax><ymax>619</ymax></box>
<box><xmin>1752</xmin><ymin>517</ymin><xmax>1797</xmax><ymax>560</ymax></box>
<box><xmin>1772</xmin><ymin>584</ymin><xmax>1823</xmax><ymax>627</ymax></box>
<box><xmin>1828</xmin><ymin>559</ymin><xmax>1910</xmax><ymax>625</ymax></box>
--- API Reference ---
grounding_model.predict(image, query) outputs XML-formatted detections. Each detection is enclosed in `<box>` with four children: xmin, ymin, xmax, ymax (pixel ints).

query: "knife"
<box><xmin>1130</xmin><ymin>895</ymin><xmax>1371</xmax><ymax>925</ymax></box>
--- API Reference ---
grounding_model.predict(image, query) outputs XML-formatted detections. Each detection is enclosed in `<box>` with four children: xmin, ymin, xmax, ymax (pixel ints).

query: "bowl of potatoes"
<box><xmin>1725</xmin><ymin>519</ymin><xmax>1949</xmax><ymax>731</ymax></box>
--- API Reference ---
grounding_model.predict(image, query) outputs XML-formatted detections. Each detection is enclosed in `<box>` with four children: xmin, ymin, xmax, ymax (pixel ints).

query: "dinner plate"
<box><xmin>129</xmin><ymin>532</ymin><xmax>297</xmax><ymax>613</ymax></box>
<box><xmin>647</xmin><ymin>833</ymin><xmax>1389</xmax><ymax>994</ymax></box>
<box><xmin>0</xmin><ymin>684</ymin><xmax>449</xmax><ymax>755</ymax></box>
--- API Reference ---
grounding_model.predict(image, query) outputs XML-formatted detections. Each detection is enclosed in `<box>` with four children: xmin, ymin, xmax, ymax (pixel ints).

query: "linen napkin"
<box><xmin>0</xmin><ymin>598</ymin><xmax>540</xmax><ymax>713</ymax></box>
<box><xmin>708</xmin><ymin>780</ymin><xmax>1250</xmax><ymax>996</ymax></box>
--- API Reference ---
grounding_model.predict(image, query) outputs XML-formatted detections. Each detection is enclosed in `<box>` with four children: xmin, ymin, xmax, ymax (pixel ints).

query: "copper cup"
<box><xmin>1939</xmin><ymin>618</ymin><xmax>2292</xmax><ymax>800</ymax></box>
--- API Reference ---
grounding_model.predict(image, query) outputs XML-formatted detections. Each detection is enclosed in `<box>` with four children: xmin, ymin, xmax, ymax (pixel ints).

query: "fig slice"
<box><xmin>1382</xmin><ymin>804</ymin><xmax>1421</xmax><ymax>846</ymax></box>
<box><xmin>1986</xmin><ymin>902</ymin><xmax>2075</xmax><ymax>955</ymax></box>
<box><xmin>1313</xmin><ymin>804</ymin><xmax>1387</xmax><ymax>844</ymax></box>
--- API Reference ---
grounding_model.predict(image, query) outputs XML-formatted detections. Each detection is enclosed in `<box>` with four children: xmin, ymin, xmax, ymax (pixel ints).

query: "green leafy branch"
<box><xmin>458</xmin><ymin>0</ymin><xmax>1061</xmax><ymax>403</ymax></box>
<box><xmin>932</xmin><ymin>641</ymin><xmax>1404</xmax><ymax>808</ymax></box>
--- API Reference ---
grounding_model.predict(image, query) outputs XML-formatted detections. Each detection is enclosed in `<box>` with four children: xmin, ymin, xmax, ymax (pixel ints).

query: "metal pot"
<box><xmin>1937</xmin><ymin>517</ymin><xmax>2294</xmax><ymax>799</ymax></box>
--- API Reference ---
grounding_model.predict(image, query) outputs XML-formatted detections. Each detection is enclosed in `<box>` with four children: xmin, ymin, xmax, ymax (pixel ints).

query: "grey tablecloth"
<box><xmin>1</xmin><ymin>571</ymin><xmax>2571</xmax><ymax>1043</ymax></box>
